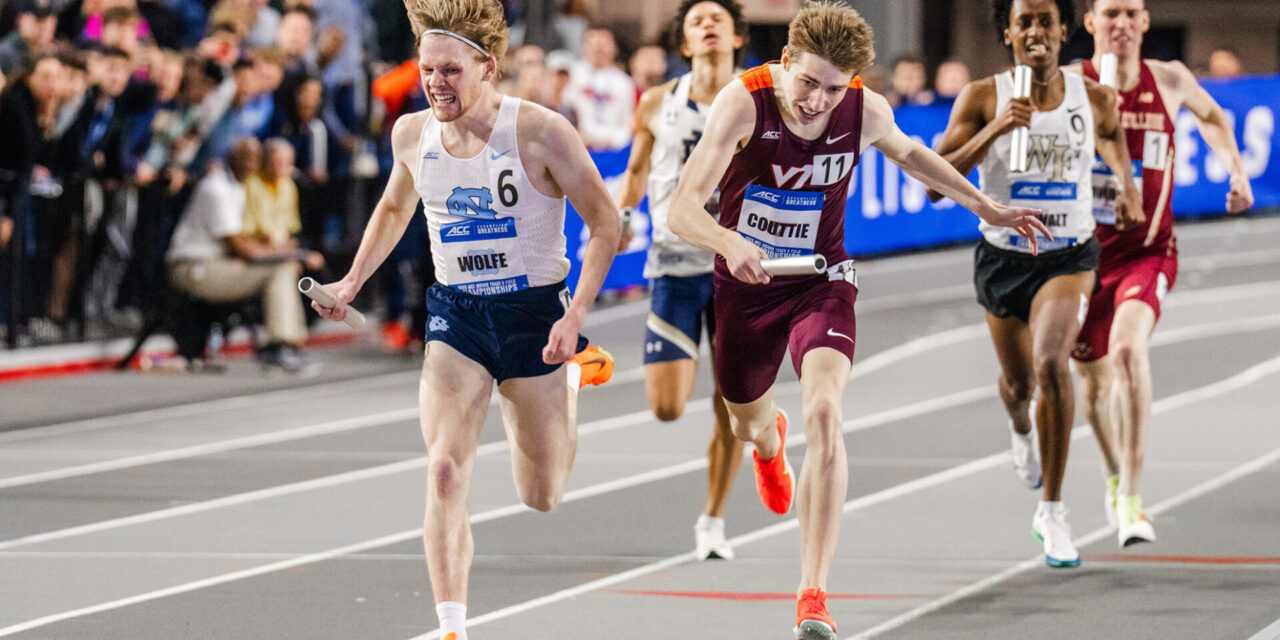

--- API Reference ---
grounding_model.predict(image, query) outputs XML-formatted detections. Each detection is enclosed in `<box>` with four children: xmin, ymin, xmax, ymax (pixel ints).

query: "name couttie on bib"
<box><xmin>738</xmin><ymin>185</ymin><xmax>823</xmax><ymax>258</ymax></box>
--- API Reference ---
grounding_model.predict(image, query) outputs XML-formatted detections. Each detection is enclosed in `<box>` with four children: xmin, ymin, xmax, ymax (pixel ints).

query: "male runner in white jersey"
<box><xmin>614</xmin><ymin>0</ymin><xmax>745</xmax><ymax>562</ymax></box>
<box><xmin>1066</xmin><ymin>0</ymin><xmax>1254</xmax><ymax>547</ymax></box>
<box><xmin>933</xmin><ymin>0</ymin><xmax>1140</xmax><ymax>568</ymax></box>
<box><xmin>667</xmin><ymin>3</ymin><xmax>1048</xmax><ymax>636</ymax></box>
<box><xmin>310</xmin><ymin>1</ymin><xmax>620</xmax><ymax>637</ymax></box>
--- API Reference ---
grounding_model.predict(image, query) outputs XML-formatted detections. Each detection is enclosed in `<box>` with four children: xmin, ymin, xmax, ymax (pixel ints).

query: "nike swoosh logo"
<box><xmin>825</xmin><ymin>132</ymin><xmax>851</xmax><ymax>145</ymax></box>
<box><xmin>826</xmin><ymin>328</ymin><xmax>854</xmax><ymax>343</ymax></box>
<box><xmin>490</xmin><ymin>149</ymin><xmax>511</xmax><ymax>160</ymax></box>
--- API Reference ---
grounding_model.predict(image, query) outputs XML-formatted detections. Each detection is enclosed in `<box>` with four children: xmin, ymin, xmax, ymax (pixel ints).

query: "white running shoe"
<box><xmin>694</xmin><ymin>515</ymin><xmax>734</xmax><ymax>561</ymax></box>
<box><xmin>1032</xmin><ymin>501</ymin><xmax>1081</xmax><ymax>568</ymax></box>
<box><xmin>1116</xmin><ymin>495</ymin><xmax>1156</xmax><ymax>547</ymax></box>
<box><xmin>1009</xmin><ymin>423</ymin><xmax>1042</xmax><ymax>490</ymax></box>
<box><xmin>1103</xmin><ymin>473</ymin><xmax>1120</xmax><ymax>527</ymax></box>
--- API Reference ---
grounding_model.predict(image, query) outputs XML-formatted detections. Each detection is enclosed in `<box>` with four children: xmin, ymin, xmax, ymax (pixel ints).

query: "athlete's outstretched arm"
<box><xmin>536</xmin><ymin>111</ymin><xmax>622</xmax><ymax>364</ymax></box>
<box><xmin>613</xmin><ymin>85</ymin><xmax>666</xmax><ymax>245</ymax></box>
<box><xmin>313</xmin><ymin>111</ymin><xmax>425</xmax><ymax>324</ymax></box>
<box><xmin>1086</xmin><ymin>78</ymin><xmax>1144</xmax><ymax>230</ymax></box>
<box><xmin>667</xmin><ymin>80</ymin><xmax>767</xmax><ymax>283</ymax></box>
<box><xmin>1156</xmin><ymin>60</ymin><xmax>1254</xmax><ymax>213</ymax></box>
<box><xmin>926</xmin><ymin>79</ymin><xmax>1030</xmax><ymax>201</ymax></box>
<box><xmin>862</xmin><ymin>90</ymin><xmax>1051</xmax><ymax>253</ymax></box>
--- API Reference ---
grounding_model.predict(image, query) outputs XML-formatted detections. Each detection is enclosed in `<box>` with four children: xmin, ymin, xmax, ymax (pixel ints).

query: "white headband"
<box><xmin>423</xmin><ymin>28</ymin><xmax>490</xmax><ymax>58</ymax></box>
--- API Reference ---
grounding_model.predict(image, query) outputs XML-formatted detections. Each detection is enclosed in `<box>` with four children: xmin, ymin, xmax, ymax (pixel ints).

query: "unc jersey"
<box><xmin>979</xmin><ymin>70</ymin><xmax>1096</xmax><ymax>253</ymax></box>
<box><xmin>412</xmin><ymin>95</ymin><xmax>569</xmax><ymax>295</ymax></box>
<box><xmin>645</xmin><ymin>74</ymin><xmax>717</xmax><ymax>278</ymax></box>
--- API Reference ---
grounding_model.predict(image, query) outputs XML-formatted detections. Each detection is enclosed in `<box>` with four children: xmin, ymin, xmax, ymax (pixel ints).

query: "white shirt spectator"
<box><xmin>564</xmin><ymin>60</ymin><xmax>635</xmax><ymax>151</ymax></box>
<box><xmin>167</xmin><ymin>169</ymin><xmax>246</xmax><ymax>262</ymax></box>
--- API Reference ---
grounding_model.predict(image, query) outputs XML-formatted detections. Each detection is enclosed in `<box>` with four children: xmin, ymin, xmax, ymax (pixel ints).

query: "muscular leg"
<box><xmin>1075</xmin><ymin>356</ymin><xmax>1122</xmax><ymax>476</ymax></box>
<box><xmin>724</xmin><ymin>387</ymin><xmax>781</xmax><ymax>457</ymax></box>
<box><xmin>644</xmin><ymin>359</ymin><xmax>698</xmax><ymax>421</ymax></box>
<box><xmin>795</xmin><ymin>347</ymin><xmax>852</xmax><ymax>591</ymax></box>
<box><xmin>497</xmin><ymin>365</ymin><xmax>578</xmax><ymax>512</ymax></box>
<box><xmin>1027</xmin><ymin>271</ymin><xmax>1095</xmax><ymax>502</ymax></box>
<box><xmin>1108</xmin><ymin>300</ymin><xmax>1157</xmax><ymax>496</ymax></box>
<box><xmin>419</xmin><ymin>342</ymin><xmax>495</xmax><ymax>604</ymax></box>
<box><xmin>704</xmin><ymin>389</ymin><xmax>742</xmax><ymax>517</ymax></box>
<box><xmin>985</xmin><ymin>314</ymin><xmax>1035</xmax><ymax>435</ymax></box>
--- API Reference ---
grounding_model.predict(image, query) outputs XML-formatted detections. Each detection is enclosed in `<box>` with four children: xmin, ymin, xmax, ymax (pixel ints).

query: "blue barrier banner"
<box><xmin>566</xmin><ymin>74</ymin><xmax>1279</xmax><ymax>292</ymax></box>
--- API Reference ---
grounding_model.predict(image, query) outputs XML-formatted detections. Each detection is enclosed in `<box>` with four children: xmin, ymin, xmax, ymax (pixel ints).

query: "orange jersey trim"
<box><xmin>740</xmin><ymin>65</ymin><xmax>773</xmax><ymax>92</ymax></box>
<box><xmin>739</xmin><ymin>64</ymin><xmax>864</xmax><ymax>91</ymax></box>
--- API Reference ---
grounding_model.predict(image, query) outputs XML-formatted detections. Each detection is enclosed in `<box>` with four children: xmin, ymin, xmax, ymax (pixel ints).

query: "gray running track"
<box><xmin>1</xmin><ymin>214</ymin><xmax>1278</xmax><ymax>640</ymax></box>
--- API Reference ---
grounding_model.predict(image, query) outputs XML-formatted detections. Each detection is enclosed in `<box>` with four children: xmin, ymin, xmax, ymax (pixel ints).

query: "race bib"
<box><xmin>1090</xmin><ymin>158</ymin><xmax>1142</xmax><ymax>226</ymax></box>
<box><xmin>439</xmin><ymin>217</ymin><xmax>530</xmax><ymax>295</ymax></box>
<box><xmin>737</xmin><ymin>185</ymin><xmax>823</xmax><ymax>258</ymax></box>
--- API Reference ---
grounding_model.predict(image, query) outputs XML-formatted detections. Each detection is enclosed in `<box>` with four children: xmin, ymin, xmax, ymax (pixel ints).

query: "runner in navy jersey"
<box><xmin>666</xmin><ymin>3</ymin><xmax>1049</xmax><ymax>637</ymax></box>
<box><xmin>1066</xmin><ymin>0</ymin><xmax>1254</xmax><ymax>548</ymax></box>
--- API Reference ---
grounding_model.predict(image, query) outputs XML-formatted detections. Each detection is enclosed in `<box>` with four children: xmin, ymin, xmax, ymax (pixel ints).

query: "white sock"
<box><xmin>696</xmin><ymin>514</ymin><xmax>724</xmax><ymax>531</ymax></box>
<box><xmin>565</xmin><ymin>361</ymin><xmax>582</xmax><ymax>389</ymax></box>
<box><xmin>436</xmin><ymin>601</ymin><xmax>467</xmax><ymax>640</ymax></box>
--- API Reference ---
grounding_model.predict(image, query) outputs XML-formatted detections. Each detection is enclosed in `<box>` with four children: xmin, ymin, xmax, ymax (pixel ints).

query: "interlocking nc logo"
<box><xmin>429</xmin><ymin>316</ymin><xmax>449</xmax><ymax>332</ymax></box>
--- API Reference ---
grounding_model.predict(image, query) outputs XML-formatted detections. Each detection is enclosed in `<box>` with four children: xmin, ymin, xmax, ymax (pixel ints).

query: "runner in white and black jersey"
<box><xmin>932</xmin><ymin>0</ymin><xmax>1141</xmax><ymax>569</ymax></box>
<box><xmin>310</xmin><ymin>1</ymin><xmax>620</xmax><ymax>638</ymax></box>
<box><xmin>614</xmin><ymin>0</ymin><xmax>746</xmax><ymax>561</ymax></box>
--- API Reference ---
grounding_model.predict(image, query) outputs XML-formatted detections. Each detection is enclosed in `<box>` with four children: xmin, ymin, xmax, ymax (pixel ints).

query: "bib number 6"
<box><xmin>498</xmin><ymin>169</ymin><xmax>519</xmax><ymax>207</ymax></box>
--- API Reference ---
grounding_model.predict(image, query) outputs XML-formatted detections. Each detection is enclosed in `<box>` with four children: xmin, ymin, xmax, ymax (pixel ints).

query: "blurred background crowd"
<box><xmin>0</xmin><ymin>0</ymin><xmax>1268</xmax><ymax>367</ymax></box>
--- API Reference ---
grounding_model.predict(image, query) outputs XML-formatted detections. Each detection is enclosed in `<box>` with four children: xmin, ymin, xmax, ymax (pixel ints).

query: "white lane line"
<box><xmin>848</xmin><ymin>439</ymin><xmax>1280</xmax><ymax>639</ymax></box>
<box><xmin>0</xmin><ymin>370</ymin><xmax>419</xmax><ymax>445</ymax></box>
<box><xmin>0</xmin><ymin>408</ymin><xmax>419</xmax><ymax>490</ymax></box>
<box><xmin>1246</xmin><ymin>617</ymin><xmax>1280</xmax><ymax>640</ymax></box>
<box><xmin>0</xmin><ymin>386</ymin><xmax>993</xmax><ymax>637</ymax></box>
<box><xmin>411</xmin><ymin>353</ymin><xmax>1280</xmax><ymax>640</ymax></box>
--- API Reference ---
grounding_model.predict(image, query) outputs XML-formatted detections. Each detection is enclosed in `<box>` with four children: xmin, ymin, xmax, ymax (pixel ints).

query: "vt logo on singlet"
<box><xmin>447</xmin><ymin>187</ymin><xmax>498</xmax><ymax>219</ymax></box>
<box><xmin>770</xmin><ymin>152</ymin><xmax>856</xmax><ymax>189</ymax></box>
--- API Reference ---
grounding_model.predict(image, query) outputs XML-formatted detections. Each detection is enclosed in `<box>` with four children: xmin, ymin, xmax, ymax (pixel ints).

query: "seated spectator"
<box><xmin>243</xmin><ymin>137</ymin><xmax>323</xmax><ymax>271</ymax></box>
<box><xmin>0</xmin><ymin>0</ymin><xmax>58</xmax><ymax>77</ymax></box>
<box><xmin>165</xmin><ymin>137</ymin><xmax>310</xmax><ymax>371</ymax></box>
<box><xmin>98</xmin><ymin>6</ymin><xmax>142</xmax><ymax>57</ymax></box>
<box><xmin>1207</xmin><ymin>46</ymin><xmax>1243</xmax><ymax>78</ymax></box>
<box><xmin>887</xmin><ymin>52</ymin><xmax>934</xmax><ymax>107</ymax></box>
<box><xmin>80</xmin><ymin>0</ymin><xmax>151</xmax><ymax>44</ymax></box>
<box><xmin>933</xmin><ymin>58</ymin><xmax>970</xmax><ymax>105</ymax></box>
<box><xmin>629</xmin><ymin>44</ymin><xmax>667</xmax><ymax>92</ymax></box>
<box><xmin>563</xmin><ymin>28</ymin><xmax>635</xmax><ymax>151</ymax></box>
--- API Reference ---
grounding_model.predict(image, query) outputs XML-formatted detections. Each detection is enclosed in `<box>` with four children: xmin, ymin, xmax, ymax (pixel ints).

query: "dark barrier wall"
<box><xmin>566</xmin><ymin>74</ymin><xmax>1278</xmax><ymax>291</ymax></box>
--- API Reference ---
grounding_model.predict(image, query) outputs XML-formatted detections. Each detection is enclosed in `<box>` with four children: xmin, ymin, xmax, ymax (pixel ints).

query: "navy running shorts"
<box><xmin>424</xmin><ymin>281</ymin><xmax>588</xmax><ymax>383</ymax></box>
<box><xmin>644</xmin><ymin>274</ymin><xmax>715</xmax><ymax>364</ymax></box>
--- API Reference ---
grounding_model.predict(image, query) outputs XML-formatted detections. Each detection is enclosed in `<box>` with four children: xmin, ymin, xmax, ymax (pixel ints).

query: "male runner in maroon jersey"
<box><xmin>667</xmin><ymin>3</ymin><xmax>1049</xmax><ymax>637</ymax></box>
<box><xmin>1066</xmin><ymin>0</ymin><xmax>1254</xmax><ymax>548</ymax></box>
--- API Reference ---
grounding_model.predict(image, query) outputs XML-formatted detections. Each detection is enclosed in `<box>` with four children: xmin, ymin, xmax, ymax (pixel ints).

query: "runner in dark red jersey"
<box><xmin>666</xmin><ymin>3</ymin><xmax>1049</xmax><ymax>637</ymax></box>
<box><xmin>1066</xmin><ymin>0</ymin><xmax>1255</xmax><ymax>548</ymax></box>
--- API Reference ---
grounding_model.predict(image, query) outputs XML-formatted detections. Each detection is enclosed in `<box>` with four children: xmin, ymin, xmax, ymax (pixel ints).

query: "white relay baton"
<box><xmin>298</xmin><ymin>277</ymin><xmax>367</xmax><ymax>330</ymax></box>
<box><xmin>1099</xmin><ymin>52</ymin><xmax>1118</xmax><ymax>88</ymax></box>
<box><xmin>761</xmin><ymin>255</ymin><xmax>827</xmax><ymax>276</ymax></box>
<box><xmin>1009</xmin><ymin>65</ymin><xmax>1032</xmax><ymax>173</ymax></box>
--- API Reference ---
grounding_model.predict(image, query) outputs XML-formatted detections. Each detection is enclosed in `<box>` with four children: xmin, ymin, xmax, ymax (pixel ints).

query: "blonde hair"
<box><xmin>404</xmin><ymin>0</ymin><xmax>509</xmax><ymax>62</ymax></box>
<box><xmin>787</xmin><ymin>1</ymin><xmax>874</xmax><ymax>74</ymax></box>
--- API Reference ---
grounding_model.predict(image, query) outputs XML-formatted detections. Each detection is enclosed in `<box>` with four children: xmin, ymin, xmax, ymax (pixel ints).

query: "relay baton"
<box><xmin>761</xmin><ymin>255</ymin><xmax>827</xmax><ymax>276</ymax></box>
<box><xmin>298</xmin><ymin>277</ymin><xmax>367</xmax><ymax>330</ymax></box>
<box><xmin>1099</xmin><ymin>52</ymin><xmax>1118</xmax><ymax>88</ymax></box>
<box><xmin>1009</xmin><ymin>65</ymin><xmax>1032</xmax><ymax>173</ymax></box>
